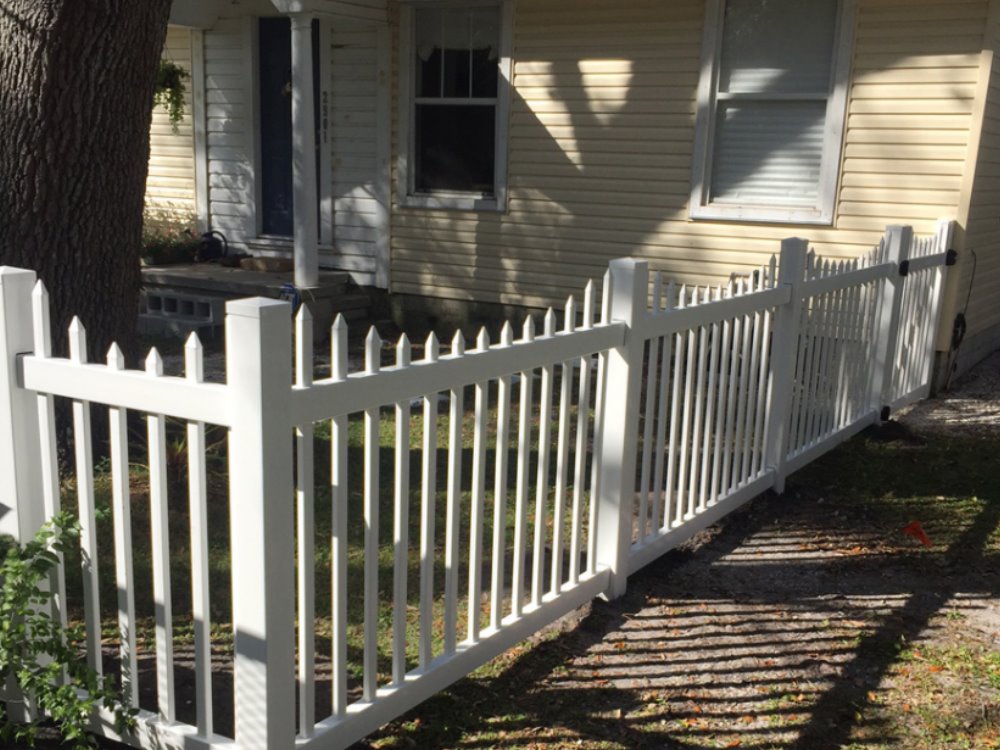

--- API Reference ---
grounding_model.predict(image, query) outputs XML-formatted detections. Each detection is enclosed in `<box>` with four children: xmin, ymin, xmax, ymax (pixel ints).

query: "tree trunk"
<box><xmin>0</xmin><ymin>0</ymin><xmax>173</xmax><ymax>360</ymax></box>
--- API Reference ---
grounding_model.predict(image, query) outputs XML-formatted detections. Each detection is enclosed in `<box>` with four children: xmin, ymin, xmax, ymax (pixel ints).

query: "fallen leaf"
<box><xmin>928</xmin><ymin>665</ymin><xmax>944</xmax><ymax>673</ymax></box>
<box><xmin>902</xmin><ymin>520</ymin><xmax>933</xmax><ymax>547</ymax></box>
<box><xmin>724</xmin><ymin>742</ymin><xmax>742</xmax><ymax>748</ymax></box>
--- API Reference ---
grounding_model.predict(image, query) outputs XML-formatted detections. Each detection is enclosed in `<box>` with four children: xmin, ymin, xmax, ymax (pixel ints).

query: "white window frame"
<box><xmin>689</xmin><ymin>0</ymin><xmax>855</xmax><ymax>225</ymax></box>
<box><xmin>397</xmin><ymin>0</ymin><xmax>512</xmax><ymax>212</ymax></box>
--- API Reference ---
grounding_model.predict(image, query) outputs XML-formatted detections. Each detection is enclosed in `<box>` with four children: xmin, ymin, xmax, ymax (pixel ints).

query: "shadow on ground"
<box><xmin>365</xmin><ymin>425</ymin><xmax>1000</xmax><ymax>750</ymax></box>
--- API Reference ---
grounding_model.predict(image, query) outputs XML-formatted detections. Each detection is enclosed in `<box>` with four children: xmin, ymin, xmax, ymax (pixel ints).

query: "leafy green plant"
<box><xmin>0</xmin><ymin>514</ymin><xmax>136</xmax><ymax>749</ymax></box>
<box><xmin>141</xmin><ymin>224</ymin><xmax>200</xmax><ymax>265</ymax></box>
<box><xmin>154</xmin><ymin>59</ymin><xmax>190</xmax><ymax>133</ymax></box>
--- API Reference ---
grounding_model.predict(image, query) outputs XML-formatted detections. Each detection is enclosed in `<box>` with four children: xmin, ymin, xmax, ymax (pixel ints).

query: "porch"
<box><xmin>167</xmin><ymin>0</ymin><xmax>391</xmax><ymax>291</ymax></box>
<box><xmin>138</xmin><ymin>262</ymin><xmax>370</xmax><ymax>338</ymax></box>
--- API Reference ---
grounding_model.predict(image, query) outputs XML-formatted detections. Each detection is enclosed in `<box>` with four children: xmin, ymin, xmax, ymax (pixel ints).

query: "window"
<box><xmin>690</xmin><ymin>0</ymin><xmax>854</xmax><ymax>224</ymax></box>
<box><xmin>399</xmin><ymin>2</ymin><xmax>511</xmax><ymax>211</ymax></box>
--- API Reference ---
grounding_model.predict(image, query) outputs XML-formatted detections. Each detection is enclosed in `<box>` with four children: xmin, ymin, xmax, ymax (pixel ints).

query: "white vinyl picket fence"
<box><xmin>0</xmin><ymin>221</ymin><xmax>953</xmax><ymax>750</ymax></box>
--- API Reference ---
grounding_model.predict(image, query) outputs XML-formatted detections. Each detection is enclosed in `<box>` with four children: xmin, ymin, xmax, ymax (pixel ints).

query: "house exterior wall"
<box><xmin>203</xmin><ymin>17</ymin><xmax>257</xmax><ymax>252</ymax></box>
<box><xmin>145</xmin><ymin>26</ymin><xmax>198</xmax><ymax>228</ymax></box>
<box><xmin>180</xmin><ymin>14</ymin><xmax>385</xmax><ymax>281</ymax></box>
<box><xmin>389</xmin><ymin>0</ymin><xmax>990</xmax><ymax>311</ymax></box>
<box><xmin>947</xmin><ymin>3</ymin><xmax>1000</xmax><ymax>374</ymax></box>
<box><xmin>326</xmin><ymin>23</ymin><xmax>383</xmax><ymax>279</ymax></box>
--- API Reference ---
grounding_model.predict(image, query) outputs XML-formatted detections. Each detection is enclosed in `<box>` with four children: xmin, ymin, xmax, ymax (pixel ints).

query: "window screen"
<box><xmin>697</xmin><ymin>0</ymin><xmax>845</xmax><ymax>219</ymax></box>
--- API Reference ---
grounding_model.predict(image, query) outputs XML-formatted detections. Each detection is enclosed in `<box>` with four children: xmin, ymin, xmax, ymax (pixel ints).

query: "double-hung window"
<box><xmin>400</xmin><ymin>2</ymin><xmax>511</xmax><ymax>211</ymax></box>
<box><xmin>690</xmin><ymin>0</ymin><xmax>854</xmax><ymax>224</ymax></box>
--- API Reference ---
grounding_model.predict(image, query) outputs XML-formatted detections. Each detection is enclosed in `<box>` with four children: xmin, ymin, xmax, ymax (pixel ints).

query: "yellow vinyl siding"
<box><xmin>145</xmin><ymin>26</ymin><xmax>197</xmax><ymax>228</ymax></box>
<box><xmin>389</xmin><ymin>0</ymin><xmax>990</xmax><ymax>310</ymax></box>
<box><xmin>953</xmin><ymin>7</ymin><xmax>1000</xmax><ymax>351</ymax></box>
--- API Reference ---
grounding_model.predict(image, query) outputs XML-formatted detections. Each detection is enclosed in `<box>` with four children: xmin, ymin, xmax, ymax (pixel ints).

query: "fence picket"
<box><xmin>570</xmin><ymin>284</ymin><xmax>594</xmax><ymax>585</ymax></box>
<box><xmin>184</xmin><ymin>334</ymin><xmax>212</xmax><ymax>736</ymax></box>
<box><xmin>740</xmin><ymin>294</ymin><xmax>763</xmax><ymax>483</ymax></box>
<box><xmin>67</xmin><ymin>319</ymin><xmax>102</xmax><ymax>677</ymax></box>
<box><xmin>731</xmin><ymin>288</ymin><xmax>754</xmax><ymax>488</ymax></box>
<box><xmin>650</xmin><ymin>284</ymin><xmax>673</xmax><ymax>530</ymax></box>
<box><xmin>107</xmin><ymin>344</ymin><xmax>138</xmax><ymax>709</ymax></box>
<box><xmin>419</xmin><ymin>332</ymin><xmax>439</xmax><ymax>668</ymax></box>
<box><xmin>699</xmin><ymin>288</ymin><xmax>721</xmax><ymax>507</ymax></box>
<box><xmin>750</xmin><ymin>296</ymin><xmax>773</xmax><ymax>478</ymax></box>
<box><xmin>587</xmin><ymin>275</ymin><xmax>611</xmax><ymax>572</ymax></box>
<box><xmin>295</xmin><ymin>308</ymin><xmax>316</xmax><ymax>735</ymax></box>
<box><xmin>468</xmin><ymin>330</ymin><xmax>490</xmax><ymax>642</ymax></box>
<box><xmin>638</xmin><ymin>280</ymin><xmax>662</xmax><ymax>540</ymax></box>
<box><xmin>512</xmin><ymin>317</ymin><xmax>535</xmax><ymax>614</ymax></box>
<box><xmin>532</xmin><ymin>310</ymin><xmax>556</xmax><ymax>606</ymax></box>
<box><xmin>690</xmin><ymin>304</ymin><xmax>709</xmax><ymax>513</ymax></box>
<box><xmin>363</xmin><ymin>328</ymin><xmax>381</xmax><ymax>700</ymax></box>
<box><xmin>492</xmin><ymin>323</ymin><xmax>514</xmax><ymax>629</ymax></box>
<box><xmin>393</xmin><ymin>335</ymin><xmax>411</xmax><ymax>682</ymax></box>
<box><xmin>709</xmin><ymin>284</ymin><xmax>734</xmax><ymax>505</ymax></box>
<box><xmin>331</xmin><ymin>315</ymin><xmax>349</xmax><ymax>717</ymax></box>
<box><xmin>720</xmin><ymin>289</ymin><xmax>742</xmax><ymax>497</ymax></box>
<box><xmin>145</xmin><ymin>349</ymin><xmax>175</xmax><ymax>721</ymax></box>
<box><xmin>30</xmin><ymin>283</ymin><xmax>67</xmax><ymax>642</ymax></box>
<box><xmin>552</xmin><ymin>298</ymin><xmax>575</xmax><ymax>594</ymax></box>
<box><xmin>444</xmin><ymin>331</ymin><xmax>465</xmax><ymax>654</ymax></box>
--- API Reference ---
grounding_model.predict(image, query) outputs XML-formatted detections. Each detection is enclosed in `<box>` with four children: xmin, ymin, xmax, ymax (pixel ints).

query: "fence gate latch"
<box><xmin>898</xmin><ymin>260</ymin><xmax>910</xmax><ymax>277</ymax></box>
<box><xmin>946</xmin><ymin>249</ymin><xmax>958</xmax><ymax>266</ymax></box>
<box><xmin>880</xmin><ymin>406</ymin><xmax>892</xmax><ymax>422</ymax></box>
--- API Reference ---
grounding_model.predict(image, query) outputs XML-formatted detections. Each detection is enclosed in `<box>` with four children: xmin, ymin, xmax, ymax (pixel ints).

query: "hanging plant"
<box><xmin>153</xmin><ymin>59</ymin><xmax>190</xmax><ymax>133</ymax></box>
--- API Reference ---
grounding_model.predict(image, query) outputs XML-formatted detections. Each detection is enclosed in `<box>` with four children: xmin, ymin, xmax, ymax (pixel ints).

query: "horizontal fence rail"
<box><xmin>0</xmin><ymin>220</ymin><xmax>953</xmax><ymax>750</ymax></box>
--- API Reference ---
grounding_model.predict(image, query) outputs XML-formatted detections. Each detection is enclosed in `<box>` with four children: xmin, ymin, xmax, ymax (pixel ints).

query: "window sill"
<box><xmin>690</xmin><ymin>204</ymin><xmax>834</xmax><ymax>226</ymax></box>
<box><xmin>398</xmin><ymin>193</ymin><xmax>506</xmax><ymax>213</ymax></box>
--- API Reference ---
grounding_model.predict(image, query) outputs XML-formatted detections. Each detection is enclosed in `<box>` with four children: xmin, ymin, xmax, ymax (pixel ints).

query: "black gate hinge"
<box><xmin>898</xmin><ymin>260</ymin><xmax>910</xmax><ymax>277</ymax></box>
<box><xmin>946</xmin><ymin>249</ymin><xmax>958</xmax><ymax>266</ymax></box>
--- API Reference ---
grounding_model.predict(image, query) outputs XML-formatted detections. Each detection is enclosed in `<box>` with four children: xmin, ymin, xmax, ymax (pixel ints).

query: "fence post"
<box><xmin>764</xmin><ymin>240</ymin><xmax>808</xmax><ymax>495</ymax></box>
<box><xmin>0</xmin><ymin>267</ymin><xmax>44</xmax><ymax>722</ymax></box>
<box><xmin>225</xmin><ymin>298</ymin><xmax>296</xmax><ymax>750</ymax></box>
<box><xmin>595</xmin><ymin>257</ymin><xmax>647</xmax><ymax>599</ymax></box>
<box><xmin>870</xmin><ymin>225</ymin><xmax>912</xmax><ymax>419</ymax></box>
<box><xmin>926</xmin><ymin>219</ymin><xmax>955</xmax><ymax>393</ymax></box>
<box><xmin>0</xmin><ymin>267</ymin><xmax>43</xmax><ymax>544</ymax></box>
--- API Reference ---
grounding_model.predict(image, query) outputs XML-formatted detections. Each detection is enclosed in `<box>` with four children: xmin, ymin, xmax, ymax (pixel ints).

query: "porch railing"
<box><xmin>0</xmin><ymin>220</ymin><xmax>953</xmax><ymax>750</ymax></box>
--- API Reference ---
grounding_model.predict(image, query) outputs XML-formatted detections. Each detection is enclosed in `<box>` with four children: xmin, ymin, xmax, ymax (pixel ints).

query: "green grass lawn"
<box><xmin>61</xmin><ymin>394</ymin><xmax>598</xmax><ymax>704</ymax></box>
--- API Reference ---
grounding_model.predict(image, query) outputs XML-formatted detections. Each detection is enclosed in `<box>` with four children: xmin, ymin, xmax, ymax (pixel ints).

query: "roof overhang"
<box><xmin>269</xmin><ymin>0</ymin><xmax>387</xmax><ymax>23</ymax></box>
<box><xmin>169</xmin><ymin>0</ymin><xmax>223</xmax><ymax>28</ymax></box>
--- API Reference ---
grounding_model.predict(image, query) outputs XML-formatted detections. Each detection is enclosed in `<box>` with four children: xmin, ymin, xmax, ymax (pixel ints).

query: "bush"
<box><xmin>0</xmin><ymin>514</ymin><xmax>136</xmax><ymax>749</ymax></box>
<box><xmin>140</xmin><ymin>225</ymin><xmax>200</xmax><ymax>266</ymax></box>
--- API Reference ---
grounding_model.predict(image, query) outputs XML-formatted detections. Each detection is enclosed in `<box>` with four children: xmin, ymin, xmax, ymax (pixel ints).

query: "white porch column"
<box><xmin>291</xmin><ymin>13</ymin><xmax>319</xmax><ymax>289</ymax></box>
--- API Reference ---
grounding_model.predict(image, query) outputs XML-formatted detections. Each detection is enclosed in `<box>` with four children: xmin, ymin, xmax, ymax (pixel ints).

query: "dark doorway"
<box><xmin>258</xmin><ymin>17</ymin><xmax>320</xmax><ymax>238</ymax></box>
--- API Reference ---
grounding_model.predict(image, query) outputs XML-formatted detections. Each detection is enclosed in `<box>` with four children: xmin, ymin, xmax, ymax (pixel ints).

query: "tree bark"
<box><xmin>0</xmin><ymin>0</ymin><xmax>172</xmax><ymax>360</ymax></box>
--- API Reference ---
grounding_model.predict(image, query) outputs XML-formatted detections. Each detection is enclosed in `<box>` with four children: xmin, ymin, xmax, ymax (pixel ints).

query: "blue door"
<box><xmin>258</xmin><ymin>18</ymin><xmax>320</xmax><ymax>238</ymax></box>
